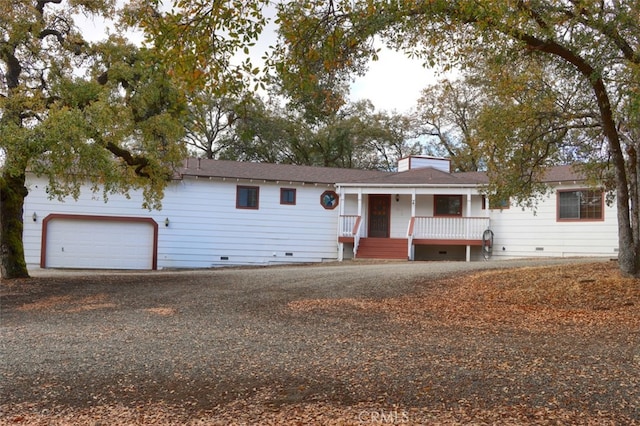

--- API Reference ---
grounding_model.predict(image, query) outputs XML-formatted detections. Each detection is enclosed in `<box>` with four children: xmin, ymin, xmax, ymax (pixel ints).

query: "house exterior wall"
<box><xmin>23</xmin><ymin>166</ymin><xmax>619</xmax><ymax>270</ymax></box>
<box><xmin>23</xmin><ymin>175</ymin><xmax>341</xmax><ymax>270</ymax></box>
<box><xmin>488</xmin><ymin>183</ymin><xmax>618</xmax><ymax>259</ymax></box>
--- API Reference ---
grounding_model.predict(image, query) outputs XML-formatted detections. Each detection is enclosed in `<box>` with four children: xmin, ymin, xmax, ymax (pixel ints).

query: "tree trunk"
<box><xmin>0</xmin><ymin>171</ymin><xmax>30</xmax><ymax>279</ymax></box>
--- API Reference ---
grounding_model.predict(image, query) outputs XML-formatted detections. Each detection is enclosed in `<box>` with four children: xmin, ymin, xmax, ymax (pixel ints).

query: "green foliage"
<box><xmin>123</xmin><ymin>0</ymin><xmax>268</xmax><ymax>96</ymax></box>
<box><xmin>221</xmin><ymin>97</ymin><xmax>421</xmax><ymax>170</ymax></box>
<box><xmin>0</xmin><ymin>0</ymin><xmax>192</xmax><ymax>277</ymax></box>
<box><xmin>415</xmin><ymin>78</ymin><xmax>484</xmax><ymax>172</ymax></box>
<box><xmin>1</xmin><ymin>2</ymin><xmax>189</xmax><ymax>208</ymax></box>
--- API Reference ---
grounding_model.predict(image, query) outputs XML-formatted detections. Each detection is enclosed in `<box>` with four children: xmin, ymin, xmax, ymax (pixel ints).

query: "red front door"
<box><xmin>368</xmin><ymin>195</ymin><xmax>391</xmax><ymax>238</ymax></box>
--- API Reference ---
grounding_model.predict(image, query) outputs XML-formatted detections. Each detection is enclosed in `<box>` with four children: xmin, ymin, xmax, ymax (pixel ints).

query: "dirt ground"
<box><xmin>1</xmin><ymin>259</ymin><xmax>639</xmax><ymax>425</ymax></box>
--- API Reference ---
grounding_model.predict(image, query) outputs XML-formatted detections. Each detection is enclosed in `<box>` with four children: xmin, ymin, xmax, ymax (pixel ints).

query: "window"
<box><xmin>490</xmin><ymin>198</ymin><xmax>510</xmax><ymax>210</ymax></box>
<box><xmin>280</xmin><ymin>188</ymin><xmax>296</xmax><ymax>205</ymax></box>
<box><xmin>482</xmin><ymin>195</ymin><xmax>510</xmax><ymax>210</ymax></box>
<box><xmin>320</xmin><ymin>190</ymin><xmax>339</xmax><ymax>209</ymax></box>
<box><xmin>236</xmin><ymin>186</ymin><xmax>259</xmax><ymax>209</ymax></box>
<box><xmin>558</xmin><ymin>189</ymin><xmax>603</xmax><ymax>221</ymax></box>
<box><xmin>434</xmin><ymin>195</ymin><xmax>462</xmax><ymax>216</ymax></box>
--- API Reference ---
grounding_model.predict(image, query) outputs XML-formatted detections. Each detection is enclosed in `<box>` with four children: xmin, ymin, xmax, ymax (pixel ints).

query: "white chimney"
<box><xmin>398</xmin><ymin>156</ymin><xmax>451</xmax><ymax>173</ymax></box>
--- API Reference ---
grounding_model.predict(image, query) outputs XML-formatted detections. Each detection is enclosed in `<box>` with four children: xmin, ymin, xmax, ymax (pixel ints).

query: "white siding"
<box><xmin>488</xmin><ymin>184</ymin><xmax>618</xmax><ymax>259</ymax></box>
<box><xmin>23</xmin><ymin>176</ymin><xmax>340</xmax><ymax>270</ymax></box>
<box><xmin>390</xmin><ymin>195</ymin><xmax>411</xmax><ymax>238</ymax></box>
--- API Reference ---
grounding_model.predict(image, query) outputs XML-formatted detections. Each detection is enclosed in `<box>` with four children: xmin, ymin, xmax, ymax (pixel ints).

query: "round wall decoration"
<box><xmin>320</xmin><ymin>190</ymin><xmax>339</xmax><ymax>209</ymax></box>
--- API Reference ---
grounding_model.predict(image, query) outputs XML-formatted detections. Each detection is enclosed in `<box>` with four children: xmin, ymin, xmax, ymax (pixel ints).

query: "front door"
<box><xmin>368</xmin><ymin>195</ymin><xmax>391</xmax><ymax>238</ymax></box>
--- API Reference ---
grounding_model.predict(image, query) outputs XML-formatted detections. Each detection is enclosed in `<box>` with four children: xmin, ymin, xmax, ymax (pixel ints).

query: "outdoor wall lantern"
<box><xmin>32</xmin><ymin>212</ymin><xmax>37</xmax><ymax>222</ymax></box>
<box><xmin>395</xmin><ymin>194</ymin><xmax>400</xmax><ymax>202</ymax></box>
<box><xmin>164</xmin><ymin>217</ymin><xmax>170</xmax><ymax>227</ymax></box>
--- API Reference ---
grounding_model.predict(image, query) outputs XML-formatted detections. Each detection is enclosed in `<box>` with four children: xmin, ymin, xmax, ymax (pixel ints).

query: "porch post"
<box><xmin>466</xmin><ymin>191</ymin><xmax>472</xmax><ymax>262</ymax></box>
<box><xmin>338</xmin><ymin>186</ymin><xmax>344</xmax><ymax>261</ymax></box>
<box><xmin>410</xmin><ymin>190</ymin><xmax>416</xmax><ymax>261</ymax></box>
<box><xmin>411</xmin><ymin>189</ymin><xmax>416</xmax><ymax>217</ymax></box>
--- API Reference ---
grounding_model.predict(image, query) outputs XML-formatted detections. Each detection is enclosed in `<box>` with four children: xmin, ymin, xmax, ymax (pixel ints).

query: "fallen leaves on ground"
<box><xmin>289</xmin><ymin>261</ymin><xmax>640</xmax><ymax>331</ymax></box>
<box><xmin>2</xmin><ymin>261</ymin><xmax>638</xmax><ymax>425</ymax></box>
<box><xmin>2</xmin><ymin>399</ymin><xmax>632</xmax><ymax>425</ymax></box>
<box><xmin>15</xmin><ymin>293</ymin><xmax>115</xmax><ymax>313</ymax></box>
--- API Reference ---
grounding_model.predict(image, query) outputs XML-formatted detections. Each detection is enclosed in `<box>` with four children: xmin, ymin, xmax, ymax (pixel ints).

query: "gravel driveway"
<box><xmin>1</xmin><ymin>258</ymin><xmax>637</xmax><ymax>424</ymax></box>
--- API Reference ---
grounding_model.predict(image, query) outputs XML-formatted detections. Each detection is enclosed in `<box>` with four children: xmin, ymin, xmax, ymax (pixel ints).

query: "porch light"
<box><xmin>32</xmin><ymin>212</ymin><xmax>37</xmax><ymax>222</ymax></box>
<box><xmin>164</xmin><ymin>217</ymin><xmax>170</xmax><ymax>227</ymax></box>
<box><xmin>395</xmin><ymin>194</ymin><xmax>400</xmax><ymax>202</ymax></box>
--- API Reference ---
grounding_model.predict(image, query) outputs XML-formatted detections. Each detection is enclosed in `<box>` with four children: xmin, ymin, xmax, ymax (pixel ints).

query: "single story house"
<box><xmin>22</xmin><ymin>156</ymin><xmax>618</xmax><ymax>270</ymax></box>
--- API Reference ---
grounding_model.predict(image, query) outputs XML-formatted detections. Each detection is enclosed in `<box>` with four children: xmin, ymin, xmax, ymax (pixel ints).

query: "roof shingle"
<box><xmin>179</xmin><ymin>158</ymin><xmax>390</xmax><ymax>184</ymax></box>
<box><xmin>178</xmin><ymin>158</ymin><xmax>586</xmax><ymax>186</ymax></box>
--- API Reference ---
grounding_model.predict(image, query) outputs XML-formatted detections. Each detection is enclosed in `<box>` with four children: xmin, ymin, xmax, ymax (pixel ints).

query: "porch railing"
<box><xmin>407</xmin><ymin>217</ymin><xmax>416</xmax><ymax>260</ymax></box>
<box><xmin>339</xmin><ymin>215</ymin><xmax>359</xmax><ymax>237</ymax></box>
<box><xmin>340</xmin><ymin>215</ymin><xmax>490</xmax><ymax>260</ymax></box>
<box><xmin>339</xmin><ymin>215</ymin><xmax>363</xmax><ymax>257</ymax></box>
<box><xmin>411</xmin><ymin>216</ymin><xmax>490</xmax><ymax>240</ymax></box>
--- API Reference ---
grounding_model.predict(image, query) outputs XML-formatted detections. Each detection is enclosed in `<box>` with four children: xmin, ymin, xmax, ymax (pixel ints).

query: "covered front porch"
<box><xmin>336</xmin><ymin>188</ymin><xmax>491</xmax><ymax>262</ymax></box>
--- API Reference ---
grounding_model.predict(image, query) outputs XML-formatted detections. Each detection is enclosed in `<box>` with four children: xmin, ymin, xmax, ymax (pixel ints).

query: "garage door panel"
<box><xmin>45</xmin><ymin>217</ymin><xmax>155</xmax><ymax>270</ymax></box>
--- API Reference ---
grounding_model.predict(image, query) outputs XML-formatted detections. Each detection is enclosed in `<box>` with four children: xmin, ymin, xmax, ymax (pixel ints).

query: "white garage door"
<box><xmin>45</xmin><ymin>217</ymin><xmax>155</xmax><ymax>269</ymax></box>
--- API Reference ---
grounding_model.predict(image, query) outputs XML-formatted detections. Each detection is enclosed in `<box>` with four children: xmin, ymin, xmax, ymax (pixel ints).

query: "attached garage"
<box><xmin>41</xmin><ymin>214</ymin><xmax>158</xmax><ymax>270</ymax></box>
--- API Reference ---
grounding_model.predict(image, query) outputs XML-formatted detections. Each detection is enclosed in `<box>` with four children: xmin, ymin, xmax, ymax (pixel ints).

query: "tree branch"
<box><xmin>36</xmin><ymin>0</ymin><xmax>62</xmax><ymax>15</ymax></box>
<box><xmin>39</xmin><ymin>28</ymin><xmax>64</xmax><ymax>44</ymax></box>
<box><xmin>104</xmin><ymin>142</ymin><xmax>151</xmax><ymax>178</ymax></box>
<box><xmin>564</xmin><ymin>1</ymin><xmax>638</xmax><ymax>63</ymax></box>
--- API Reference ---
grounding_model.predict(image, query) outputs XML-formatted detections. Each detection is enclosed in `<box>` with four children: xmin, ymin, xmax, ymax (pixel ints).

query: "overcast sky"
<box><xmin>350</xmin><ymin>47</ymin><xmax>439</xmax><ymax>113</ymax></box>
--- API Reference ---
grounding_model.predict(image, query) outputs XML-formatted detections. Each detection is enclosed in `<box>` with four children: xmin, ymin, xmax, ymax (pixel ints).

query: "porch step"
<box><xmin>356</xmin><ymin>238</ymin><xmax>408</xmax><ymax>260</ymax></box>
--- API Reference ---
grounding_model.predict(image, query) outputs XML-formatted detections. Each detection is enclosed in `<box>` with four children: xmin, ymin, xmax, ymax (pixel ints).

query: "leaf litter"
<box><xmin>2</xmin><ymin>261</ymin><xmax>638</xmax><ymax>425</ymax></box>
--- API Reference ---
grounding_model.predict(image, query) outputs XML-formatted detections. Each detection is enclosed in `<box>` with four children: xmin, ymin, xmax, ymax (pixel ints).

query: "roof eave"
<box><xmin>336</xmin><ymin>182</ymin><xmax>485</xmax><ymax>188</ymax></box>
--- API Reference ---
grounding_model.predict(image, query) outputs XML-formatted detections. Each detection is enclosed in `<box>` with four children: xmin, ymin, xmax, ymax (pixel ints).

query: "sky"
<box><xmin>245</xmin><ymin>4</ymin><xmax>438</xmax><ymax>114</ymax></box>
<box><xmin>349</xmin><ymin>47</ymin><xmax>440</xmax><ymax>113</ymax></box>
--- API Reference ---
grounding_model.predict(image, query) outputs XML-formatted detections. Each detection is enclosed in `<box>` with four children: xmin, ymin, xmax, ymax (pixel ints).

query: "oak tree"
<box><xmin>415</xmin><ymin>78</ymin><xmax>485</xmax><ymax>172</ymax></box>
<box><xmin>1</xmin><ymin>0</ymin><xmax>191</xmax><ymax>278</ymax></box>
<box><xmin>1</xmin><ymin>0</ymin><xmax>272</xmax><ymax>278</ymax></box>
<box><xmin>275</xmin><ymin>0</ymin><xmax>640</xmax><ymax>276</ymax></box>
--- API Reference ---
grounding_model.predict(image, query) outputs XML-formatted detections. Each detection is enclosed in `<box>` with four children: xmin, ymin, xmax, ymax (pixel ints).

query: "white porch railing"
<box><xmin>339</xmin><ymin>215</ymin><xmax>363</xmax><ymax>257</ymax></box>
<box><xmin>340</xmin><ymin>215</ymin><xmax>490</xmax><ymax>261</ymax></box>
<box><xmin>339</xmin><ymin>215</ymin><xmax>359</xmax><ymax>237</ymax></box>
<box><xmin>410</xmin><ymin>216</ymin><xmax>490</xmax><ymax>240</ymax></box>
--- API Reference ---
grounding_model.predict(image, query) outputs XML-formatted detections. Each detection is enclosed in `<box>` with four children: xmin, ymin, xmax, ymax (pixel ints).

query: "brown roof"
<box><xmin>342</xmin><ymin>166</ymin><xmax>489</xmax><ymax>185</ymax></box>
<box><xmin>178</xmin><ymin>158</ymin><xmax>586</xmax><ymax>186</ymax></box>
<box><xmin>178</xmin><ymin>158</ymin><xmax>390</xmax><ymax>184</ymax></box>
<box><xmin>541</xmin><ymin>164</ymin><xmax>586</xmax><ymax>182</ymax></box>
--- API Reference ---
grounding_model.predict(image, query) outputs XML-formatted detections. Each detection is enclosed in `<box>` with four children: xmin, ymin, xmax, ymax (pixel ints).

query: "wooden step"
<box><xmin>356</xmin><ymin>238</ymin><xmax>408</xmax><ymax>259</ymax></box>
